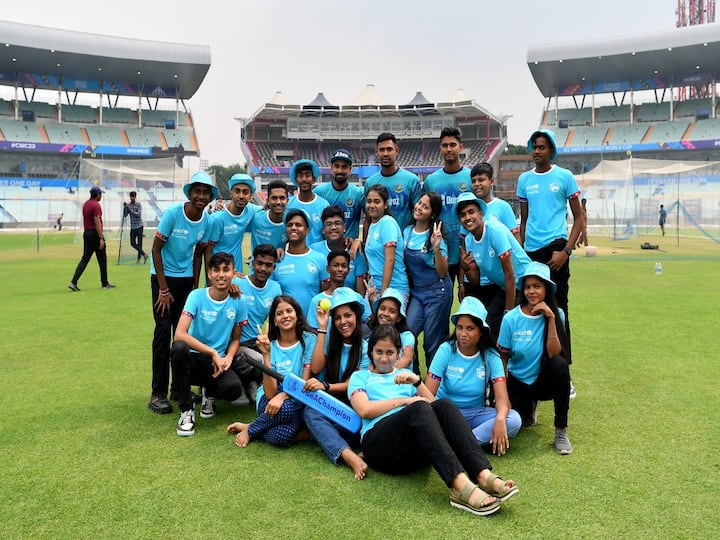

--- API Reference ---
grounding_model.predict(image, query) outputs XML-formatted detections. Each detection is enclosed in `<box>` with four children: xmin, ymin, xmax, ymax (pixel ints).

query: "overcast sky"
<box><xmin>5</xmin><ymin>1</ymin><xmax>678</xmax><ymax>165</ymax></box>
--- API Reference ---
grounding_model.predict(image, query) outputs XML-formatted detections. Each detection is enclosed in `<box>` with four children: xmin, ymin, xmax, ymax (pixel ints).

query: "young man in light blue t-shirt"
<box><xmin>314</xmin><ymin>149</ymin><xmax>365</xmax><ymax>239</ymax></box>
<box><xmin>287</xmin><ymin>159</ymin><xmax>329</xmax><ymax>245</ymax></box>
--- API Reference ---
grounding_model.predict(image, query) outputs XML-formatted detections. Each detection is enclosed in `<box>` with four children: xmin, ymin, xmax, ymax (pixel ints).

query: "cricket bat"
<box><xmin>245</xmin><ymin>356</ymin><xmax>361</xmax><ymax>433</ymax></box>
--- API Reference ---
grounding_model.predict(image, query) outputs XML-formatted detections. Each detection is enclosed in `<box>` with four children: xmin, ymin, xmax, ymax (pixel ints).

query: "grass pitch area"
<box><xmin>1</xmin><ymin>230</ymin><xmax>718</xmax><ymax>538</ymax></box>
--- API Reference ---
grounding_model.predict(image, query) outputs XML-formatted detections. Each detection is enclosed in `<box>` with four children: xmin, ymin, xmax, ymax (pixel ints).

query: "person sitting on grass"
<box><xmin>348</xmin><ymin>325</ymin><xmax>519</xmax><ymax>517</ymax></box>
<box><xmin>227</xmin><ymin>295</ymin><xmax>316</xmax><ymax>448</ymax></box>
<box><xmin>304</xmin><ymin>287</ymin><xmax>369</xmax><ymax>479</ymax></box>
<box><xmin>425</xmin><ymin>297</ymin><xmax>521</xmax><ymax>455</ymax></box>
<box><xmin>368</xmin><ymin>287</ymin><xmax>415</xmax><ymax>370</ymax></box>
<box><xmin>170</xmin><ymin>252</ymin><xmax>249</xmax><ymax>437</ymax></box>
<box><xmin>497</xmin><ymin>262</ymin><xmax>573</xmax><ymax>455</ymax></box>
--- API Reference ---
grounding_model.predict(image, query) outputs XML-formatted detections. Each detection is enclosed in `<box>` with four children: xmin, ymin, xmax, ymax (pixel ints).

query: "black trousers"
<box><xmin>170</xmin><ymin>340</ymin><xmax>243</xmax><ymax>412</ymax></box>
<box><xmin>71</xmin><ymin>230</ymin><xmax>108</xmax><ymax>286</ymax></box>
<box><xmin>507</xmin><ymin>355</ymin><xmax>570</xmax><ymax>429</ymax></box>
<box><xmin>361</xmin><ymin>399</ymin><xmax>492</xmax><ymax>487</ymax></box>
<box><xmin>130</xmin><ymin>226</ymin><xmax>146</xmax><ymax>260</ymax></box>
<box><xmin>150</xmin><ymin>275</ymin><xmax>194</xmax><ymax>397</ymax></box>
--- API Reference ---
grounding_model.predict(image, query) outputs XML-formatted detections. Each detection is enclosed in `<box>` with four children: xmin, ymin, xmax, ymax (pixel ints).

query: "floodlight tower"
<box><xmin>676</xmin><ymin>0</ymin><xmax>716</xmax><ymax>99</ymax></box>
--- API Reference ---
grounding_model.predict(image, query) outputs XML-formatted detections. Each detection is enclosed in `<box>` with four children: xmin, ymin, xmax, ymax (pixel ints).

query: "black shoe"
<box><xmin>148</xmin><ymin>395</ymin><xmax>173</xmax><ymax>414</ymax></box>
<box><xmin>68</xmin><ymin>282</ymin><xmax>80</xmax><ymax>292</ymax></box>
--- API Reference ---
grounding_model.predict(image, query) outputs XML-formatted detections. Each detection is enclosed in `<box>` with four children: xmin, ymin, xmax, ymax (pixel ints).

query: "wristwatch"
<box><xmin>563</xmin><ymin>246</ymin><xmax>572</xmax><ymax>256</ymax></box>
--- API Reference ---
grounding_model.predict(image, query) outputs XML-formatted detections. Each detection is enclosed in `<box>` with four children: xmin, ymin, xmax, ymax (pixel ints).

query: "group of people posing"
<box><xmin>146</xmin><ymin>127</ymin><xmax>583</xmax><ymax>517</ymax></box>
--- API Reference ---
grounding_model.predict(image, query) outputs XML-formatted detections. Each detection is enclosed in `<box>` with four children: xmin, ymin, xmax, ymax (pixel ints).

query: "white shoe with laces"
<box><xmin>176</xmin><ymin>409</ymin><xmax>195</xmax><ymax>437</ymax></box>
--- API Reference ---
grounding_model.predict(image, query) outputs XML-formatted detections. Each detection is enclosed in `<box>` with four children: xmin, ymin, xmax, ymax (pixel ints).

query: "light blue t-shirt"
<box><xmin>233</xmin><ymin>276</ymin><xmax>282</xmax><ymax>342</ymax></box>
<box><xmin>313</xmin><ymin>182</ymin><xmax>365</xmax><ymax>239</ymax></box>
<box><xmin>182</xmin><ymin>288</ymin><xmax>249</xmax><ymax>356</ymax></box>
<box><xmin>249</xmin><ymin>209</ymin><xmax>287</xmax><ymax>251</ymax></box>
<box><xmin>306</xmin><ymin>291</ymin><xmax>372</xmax><ymax>330</ymax></box>
<box><xmin>209</xmin><ymin>203</ymin><xmax>260</xmax><ymax>271</ymax></box>
<box><xmin>287</xmin><ymin>194</ymin><xmax>330</xmax><ymax>245</ymax></box>
<box><xmin>364</xmin><ymin>168</ymin><xmax>422</xmax><ymax>231</ymax></box>
<box><xmin>429</xmin><ymin>342</ymin><xmax>505</xmax><ymax>409</ymax></box>
<box><xmin>256</xmin><ymin>332</ymin><xmax>317</xmax><ymax>409</ymax></box>
<box><xmin>151</xmin><ymin>202</ymin><xmax>211</xmax><ymax>278</ymax></box>
<box><xmin>464</xmin><ymin>219</ymin><xmax>531</xmax><ymax>287</ymax></box>
<box><xmin>485</xmin><ymin>198</ymin><xmax>519</xmax><ymax>234</ymax></box>
<box><xmin>365</xmin><ymin>215</ymin><xmax>409</xmax><ymax>294</ymax></box>
<box><xmin>347</xmin><ymin>368</ymin><xmax>418</xmax><ymax>440</ymax></box>
<box><xmin>497</xmin><ymin>306</ymin><xmax>566</xmax><ymax>385</ymax></box>
<box><xmin>516</xmin><ymin>164</ymin><xmax>581</xmax><ymax>252</ymax></box>
<box><xmin>310</xmin><ymin>240</ymin><xmax>369</xmax><ymax>291</ymax></box>
<box><xmin>272</xmin><ymin>249</ymin><xmax>329</xmax><ymax>314</ymax></box>
<box><xmin>313</xmin><ymin>339</ymin><xmax>369</xmax><ymax>382</ymax></box>
<box><xmin>423</xmin><ymin>167</ymin><xmax>471</xmax><ymax>264</ymax></box>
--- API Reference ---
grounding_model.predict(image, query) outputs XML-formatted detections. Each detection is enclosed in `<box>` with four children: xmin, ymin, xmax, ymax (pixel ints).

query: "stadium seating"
<box><xmin>596</xmin><ymin>104</ymin><xmax>632</xmax><ymax>124</ymax></box>
<box><xmin>685</xmin><ymin>118</ymin><xmax>720</xmax><ymax>140</ymax></box>
<box><xmin>17</xmin><ymin>101</ymin><xmax>55</xmax><ymax>119</ymax></box>
<box><xmin>85</xmin><ymin>125</ymin><xmax>127</xmax><ymax>147</ymax></box>
<box><xmin>545</xmin><ymin>108</ymin><xmax>592</xmax><ymax>127</ymax></box>
<box><xmin>636</xmin><ymin>102</ymin><xmax>672</xmax><ymax>123</ymax></box>
<box><xmin>101</xmin><ymin>107</ymin><xmax>136</xmax><ymax>124</ymax></box>
<box><xmin>645</xmin><ymin>121</ymin><xmax>689</xmax><ymax>143</ymax></box>
<box><xmin>568</xmin><ymin>126</ymin><xmax>608</xmax><ymax>146</ymax></box>
<box><xmin>44</xmin><ymin>123</ymin><xmax>87</xmax><ymax>145</ymax></box>
<box><xmin>0</xmin><ymin>99</ymin><xmax>13</xmax><ymax>117</ymax></box>
<box><xmin>61</xmin><ymin>105</ymin><xmax>97</xmax><ymax>124</ymax></box>
<box><xmin>125</xmin><ymin>127</ymin><xmax>162</xmax><ymax>147</ymax></box>
<box><xmin>162</xmin><ymin>128</ymin><xmax>192</xmax><ymax>149</ymax></box>
<box><xmin>0</xmin><ymin>119</ymin><xmax>45</xmax><ymax>143</ymax></box>
<box><xmin>674</xmin><ymin>98</ymin><xmax>714</xmax><ymax>118</ymax></box>
<box><xmin>140</xmin><ymin>109</ymin><xmax>187</xmax><ymax>127</ymax></box>
<box><xmin>607</xmin><ymin>123</ymin><xmax>650</xmax><ymax>144</ymax></box>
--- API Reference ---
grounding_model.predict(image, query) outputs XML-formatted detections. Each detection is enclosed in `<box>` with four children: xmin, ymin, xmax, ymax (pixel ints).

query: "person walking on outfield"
<box><xmin>126</xmin><ymin>191</ymin><xmax>148</xmax><ymax>263</ymax></box>
<box><xmin>68</xmin><ymin>186</ymin><xmax>115</xmax><ymax>291</ymax></box>
<box><xmin>147</xmin><ymin>171</ymin><xmax>217</xmax><ymax>415</ymax></box>
<box><xmin>658</xmin><ymin>204</ymin><xmax>667</xmax><ymax>236</ymax></box>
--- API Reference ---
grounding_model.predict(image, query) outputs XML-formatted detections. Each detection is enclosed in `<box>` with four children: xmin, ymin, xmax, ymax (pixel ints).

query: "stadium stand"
<box><xmin>44</xmin><ymin>123</ymin><xmax>87</xmax><ymax>145</ymax></box>
<box><xmin>125</xmin><ymin>127</ymin><xmax>162</xmax><ymax>148</ymax></box>
<box><xmin>85</xmin><ymin>125</ymin><xmax>127</xmax><ymax>147</ymax></box>
<box><xmin>674</xmin><ymin>97</ymin><xmax>714</xmax><ymax>118</ymax></box>
<box><xmin>645</xmin><ymin>120</ymin><xmax>690</xmax><ymax>143</ymax></box>
<box><xmin>567</xmin><ymin>126</ymin><xmax>608</xmax><ymax>146</ymax></box>
<box><xmin>685</xmin><ymin>118</ymin><xmax>720</xmax><ymax>140</ymax></box>
<box><xmin>607</xmin><ymin>123</ymin><xmax>650</xmax><ymax>144</ymax></box>
<box><xmin>596</xmin><ymin>104</ymin><xmax>632</xmax><ymax>124</ymax></box>
<box><xmin>636</xmin><ymin>102</ymin><xmax>672</xmax><ymax>122</ymax></box>
<box><xmin>61</xmin><ymin>105</ymin><xmax>97</xmax><ymax>124</ymax></box>
<box><xmin>101</xmin><ymin>107</ymin><xmax>136</xmax><ymax>124</ymax></box>
<box><xmin>0</xmin><ymin>119</ymin><xmax>45</xmax><ymax>142</ymax></box>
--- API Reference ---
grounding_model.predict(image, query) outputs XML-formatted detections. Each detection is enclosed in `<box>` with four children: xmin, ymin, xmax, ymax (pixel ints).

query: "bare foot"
<box><xmin>341</xmin><ymin>448</ymin><xmax>368</xmax><ymax>480</ymax></box>
<box><xmin>227</xmin><ymin>422</ymin><xmax>250</xmax><ymax>448</ymax></box>
<box><xmin>293</xmin><ymin>428</ymin><xmax>310</xmax><ymax>443</ymax></box>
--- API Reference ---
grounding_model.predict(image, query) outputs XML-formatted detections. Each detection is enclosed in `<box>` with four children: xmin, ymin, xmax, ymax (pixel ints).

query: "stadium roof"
<box><xmin>249</xmin><ymin>86</ymin><xmax>505</xmax><ymax>124</ymax></box>
<box><xmin>527</xmin><ymin>23</ymin><xmax>720</xmax><ymax>97</ymax></box>
<box><xmin>0</xmin><ymin>20</ymin><xmax>210</xmax><ymax>99</ymax></box>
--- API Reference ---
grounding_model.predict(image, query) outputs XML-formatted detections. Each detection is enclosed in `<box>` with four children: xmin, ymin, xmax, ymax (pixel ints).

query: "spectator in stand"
<box><xmin>68</xmin><ymin>186</ymin><xmax>115</xmax><ymax>291</ymax></box>
<box><xmin>364</xmin><ymin>133</ymin><xmax>422</xmax><ymax>236</ymax></box>
<box><xmin>126</xmin><ymin>191</ymin><xmax>148</xmax><ymax>263</ymax></box>
<box><xmin>287</xmin><ymin>159</ymin><xmax>329</xmax><ymax>245</ymax></box>
<box><xmin>314</xmin><ymin>149</ymin><xmax>365</xmax><ymax>239</ymax></box>
<box><xmin>147</xmin><ymin>171</ymin><xmax>216</xmax><ymax>415</ymax></box>
<box><xmin>423</xmin><ymin>127</ymin><xmax>471</xmax><ymax>286</ymax></box>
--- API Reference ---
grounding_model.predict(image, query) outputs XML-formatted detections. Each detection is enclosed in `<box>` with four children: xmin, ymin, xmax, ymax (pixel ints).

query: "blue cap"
<box><xmin>373</xmin><ymin>287</ymin><xmax>407</xmax><ymax>318</ymax></box>
<box><xmin>517</xmin><ymin>261</ymin><xmax>556</xmax><ymax>292</ymax></box>
<box><xmin>527</xmin><ymin>128</ymin><xmax>558</xmax><ymax>160</ymax></box>
<box><xmin>183</xmin><ymin>170</ymin><xmax>219</xmax><ymax>200</ymax></box>
<box><xmin>450</xmin><ymin>297</ymin><xmax>490</xmax><ymax>329</ymax></box>
<box><xmin>89</xmin><ymin>185</ymin><xmax>104</xmax><ymax>195</ymax></box>
<box><xmin>330</xmin><ymin>287</ymin><xmax>364</xmax><ymax>311</ymax></box>
<box><xmin>455</xmin><ymin>192</ymin><xmax>487</xmax><ymax>216</ymax></box>
<box><xmin>289</xmin><ymin>159</ymin><xmax>320</xmax><ymax>185</ymax></box>
<box><xmin>228</xmin><ymin>173</ymin><xmax>255</xmax><ymax>194</ymax></box>
<box><xmin>330</xmin><ymin>149</ymin><xmax>353</xmax><ymax>165</ymax></box>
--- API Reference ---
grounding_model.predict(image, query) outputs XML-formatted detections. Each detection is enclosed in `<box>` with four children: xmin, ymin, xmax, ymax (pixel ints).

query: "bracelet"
<box><xmin>322</xmin><ymin>380</ymin><xmax>330</xmax><ymax>392</ymax></box>
<box><xmin>317</xmin><ymin>329</ymin><xmax>327</xmax><ymax>334</ymax></box>
<box><xmin>413</xmin><ymin>377</ymin><xmax>422</xmax><ymax>387</ymax></box>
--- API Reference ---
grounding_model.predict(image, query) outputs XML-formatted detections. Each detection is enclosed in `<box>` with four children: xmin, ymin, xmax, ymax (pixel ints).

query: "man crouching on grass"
<box><xmin>170</xmin><ymin>252</ymin><xmax>249</xmax><ymax>437</ymax></box>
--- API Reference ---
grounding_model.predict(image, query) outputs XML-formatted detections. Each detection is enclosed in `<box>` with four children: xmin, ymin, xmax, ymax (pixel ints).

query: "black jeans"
<box><xmin>130</xmin><ymin>226</ymin><xmax>146</xmax><ymax>260</ymax></box>
<box><xmin>507</xmin><ymin>355</ymin><xmax>570</xmax><ymax>429</ymax></box>
<box><xmin>527</xmin><ymin>240</ymin><xmax>572</xmax><ymax>363</ymax></box>
<box><xmin>170</xmin><ymin>340</ymin><xmax>243</xmax><ymax>412</ymax></box>
<box><xmin>150</xmin><ymin>275</ymin><xmax>194</xmax><ymax>397</ymax></box>
<box><xmin>71</xmin><ymin>230</ymin><xmax>108</xmax><ymax>286</ymax></box>
<box><xmin>361</xmin><ymin>399</ymin><xmax>492</xmax><ymax>487</ymax></box>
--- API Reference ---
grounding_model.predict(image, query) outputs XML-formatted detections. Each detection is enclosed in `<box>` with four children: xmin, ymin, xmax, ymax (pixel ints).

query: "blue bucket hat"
<box><xmin>289</xmin><ymin>159</ymin><xmax>320</xmax><ymax>186</ymax></box>
<box><xmin>373</xmin><ymin>287</ymin><xmax>407</xmax><ymax>318</ymax></box>
<box><xmin>450</xmin><ymin>297</ymin><xmax>490</xmax><ymax>329</ymax></box>
<box><xmin>228</xmin><ymin>173</ymin><xmax>255</xmax><ymax>194</ymax></box>
<box><xmin>455</xmin><ymin>192</ymin><xmax>487</xmax><ymax>216</ymax></box>
<box><xmin>183</xmin><ymin>170</ymin><xmax>219</xmax><ymax>200</ymax></box>
<box><xmin>517</xmin><ymin>261</ymin><xmax>557</xmax><ymax>292</ymax></box>
<box><xmin>330</xmin><ymin>149</ymin><xmax>353</xmax><ymax>165</ymax></box>
<box><xmin>527</xmin><ymin>128</ymin><xmax>558</xmax><ymax>160</ymax></box>
<box><xmin>330</xmin><ymin>287</ymin><xmax>364</xmax><ymax>311</ymax></box>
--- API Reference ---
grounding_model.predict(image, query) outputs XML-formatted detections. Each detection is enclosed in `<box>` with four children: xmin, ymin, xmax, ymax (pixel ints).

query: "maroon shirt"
<box><xmin>82</xmin><ymin>199</ymin><xmax>103</xmax><ymax>231</ymax></box>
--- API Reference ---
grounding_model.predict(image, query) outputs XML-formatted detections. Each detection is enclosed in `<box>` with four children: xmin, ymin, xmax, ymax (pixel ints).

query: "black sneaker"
<box><xmin>68</xmin><ymin>282</ymin><xmax>80</xmax><ymax>292</ymax></box>
<box><xmin>148</xmin><ymin>394</ymin><xmax>172</xmax><ymax>414</ymax></box>
<box><xmin>177</xmin><ymin>409</ymin><xmax>195</xmax><ymax>437</ymax></box>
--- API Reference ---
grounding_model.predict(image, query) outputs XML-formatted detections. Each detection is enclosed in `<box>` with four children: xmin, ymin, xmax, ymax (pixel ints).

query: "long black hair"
<box><xmin>520</xmin><ymin>277</ymin><xmax>570</xmax><ymax>357</ymax></box>
<box><xmin>446</xmin><ymin>313</ymin><xmax>494</xmax><ymax>356</ymax></box>
<box><xmin>368</xmin><ymin>296</ymin><xmax>411</xmax><ymax>334</ymax></box>
<box><xmin>409</xmin><ymin>191</ymin><xmax>446</xmax><ymax>254</ymax></box>
<box><xmin>325</xmin><ymin>301</ymin><xmax>365</xmax><ymax>383</ymax></box>
<box><xmin>268</xmin><ymin>294</ymin><xmax>313</xmax><ymax>355</ymax></box>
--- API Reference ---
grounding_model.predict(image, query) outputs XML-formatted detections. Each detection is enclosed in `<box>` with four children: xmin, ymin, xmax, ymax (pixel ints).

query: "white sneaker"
<box><xmin>176</xmin><ymin>410</ymin><xmax>195</xmax><ymax>437</ymax></box>
<box><xmin>569</xmin><ymin>379</ymin><xmax>577</xmax><ymax>400</ymax></box>
<box><xmin>200</xmin><ymin>396</ymin><xmax>216</xmax><ymax>419</ymax></box>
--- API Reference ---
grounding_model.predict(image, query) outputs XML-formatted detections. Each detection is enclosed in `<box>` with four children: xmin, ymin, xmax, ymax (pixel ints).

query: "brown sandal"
<box><xmin>481</xmin><ymin>472</ymin><xmax>519</xmax><ymax>503</ymax></box>
<box><xmin>449</xmin><ymin>482</ymin><xmax>500</xmax><ymax>516</ymax></box>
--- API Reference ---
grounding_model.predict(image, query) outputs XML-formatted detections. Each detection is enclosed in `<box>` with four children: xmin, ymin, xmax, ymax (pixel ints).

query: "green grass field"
<box><xmin>1</xmin><ymin>230</ymin><xmax>719</xmax><ymax>539</ymax></box>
